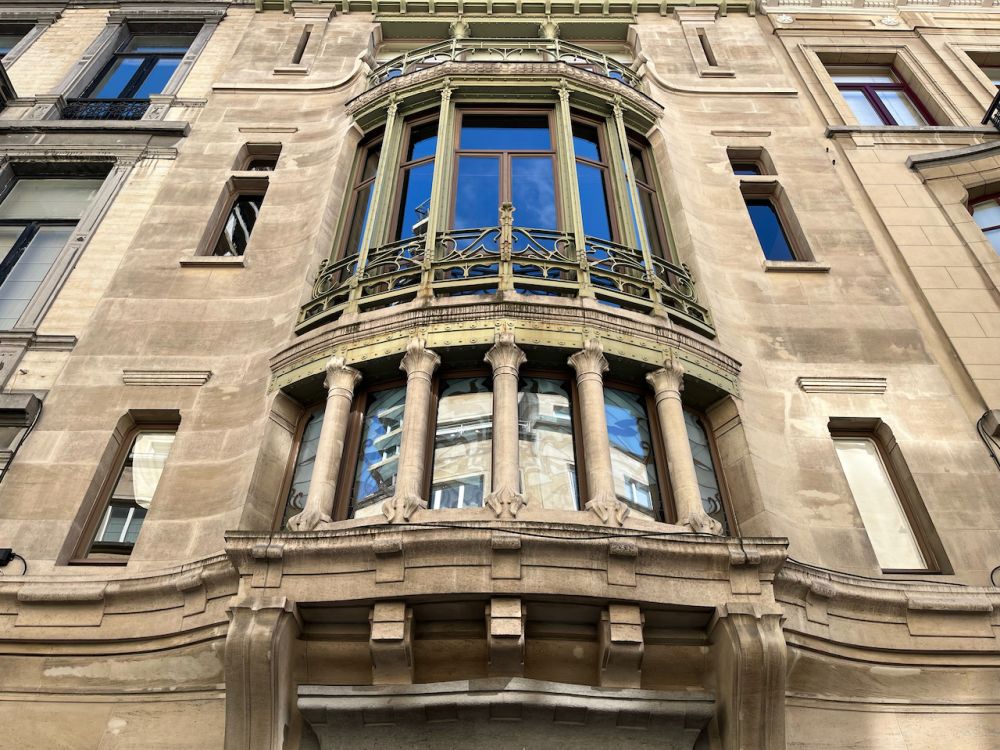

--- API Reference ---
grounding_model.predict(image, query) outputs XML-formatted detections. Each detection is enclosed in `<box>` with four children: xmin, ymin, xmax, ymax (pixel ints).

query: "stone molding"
<box><xmin>122</xmin><ymin>369</ymin><xmax>213</xmax><ymax>386</ymax></box>
<box><xmin>270</xmin><ymin>296</ymin><xmax>742</xmax><ymax>398</ymax></box>
<box><xmin>797</xmin><ymin>376</ymin><xmax>887</xmax><ymax>394</ymax></box>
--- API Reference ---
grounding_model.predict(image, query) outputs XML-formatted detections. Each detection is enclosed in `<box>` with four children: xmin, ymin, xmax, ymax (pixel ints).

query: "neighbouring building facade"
<box><xmin>1</xmin><ymin>0</ymin><xmax>1000</xmax><ymax>746</ymax></box>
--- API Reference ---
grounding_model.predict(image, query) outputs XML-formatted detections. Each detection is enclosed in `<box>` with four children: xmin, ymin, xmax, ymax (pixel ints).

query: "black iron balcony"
<box><xmin>299</xmin><ymin>210</ymin><xmax>714</xmax><ymax>338</ymax></box>
<box><xmin>984</xmin><ymin>89</ymin><xmax>1000</xmax><ymax>131</ymax></box>
<box><xmin>62</xmin><ymin>98</ymin><xmax>150</xmax><ymax>121</ymax></box>
<box><xmin>368</xmin><ymin>38</ymin><xmax>642</xmax><ymax>92</ymax></box>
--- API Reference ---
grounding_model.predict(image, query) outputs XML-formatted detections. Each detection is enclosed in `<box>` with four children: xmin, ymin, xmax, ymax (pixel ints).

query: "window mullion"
<box><xmin>0</xmin><ymin>223</ymin><xmax>37</xmax><ymax>287</ymax></box>
<box><xmin>554</xmin><ymin>90</ymin><xmax>588</xmax><ymax>293</ymax></box>
<box><xmin>120</xmin><ymin>56</ymin><xmax>157</xmax><ymax>99</ymax></box>
<box><xmin>603</xmin><ymin>109</ymin><xmax>638</xmax><ymax>250</ymax></box>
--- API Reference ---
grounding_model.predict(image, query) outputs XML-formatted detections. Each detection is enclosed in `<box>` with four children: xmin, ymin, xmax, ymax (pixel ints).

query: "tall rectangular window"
<box><xmin>0</xmin><ymin>177</ymin><xmax>103</xmax><ymax>329</ymax></box>
<box><xmin>827</xmin><ymin>66</ymin><xmax>933</xmax><ymax>126</ymax></box>
<box><xmin>833</xmin><ymin>436</ymin><xmax>926</xmax><ymax>571</ymax></box>
<box><xmin>744</xmin><ymin>198</ymin><xmax>796</xmax><ymax>262</ymax></box>
<box><xmin>88</xmin><ymin>429</ymin><xmax>176</xmax><ymax>560</ymax></box>
<box><xmin>213</xmin><ymin>194</ymin><xmax>264</xmax><ymax>257</ymax></box>
<box><xmin>0</xmin><ymin>24</ymin><xmax>32</xmax><ymax>60</ymax></box>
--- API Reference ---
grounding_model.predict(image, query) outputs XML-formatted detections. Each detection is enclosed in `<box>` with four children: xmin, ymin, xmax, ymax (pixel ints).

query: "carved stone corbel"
<box><xmin>487</xmin><ymin>597</ymin><xmax>525</xmax><ymax>676</ymax></box>
<box><xmin>370</xmin><ymin>601</ymin><xmax>414</xmax><ymax>684</ymax></box>
<box><xmin>484</xmin><ymin>331</ymin><xmax>527</xmax><ymax>518</ymax></box>
<box><xmin>568</xmin><ymin>339</ymin><xmax>629</xmax><ymax>526</ymax></box>
<box><xmin>287</xmin><ymin>356</ymin><xmax>362</xmax><ymax>531</ymax></box>
<box><xmin>599</xmin><ymin>604</ymin><xmax>644</xmax><ymax>688</ymax></box>
<box><xmin>382</xmin><ymin>338</ymin><xmax>440</xmax><ymax>523</ymax></box>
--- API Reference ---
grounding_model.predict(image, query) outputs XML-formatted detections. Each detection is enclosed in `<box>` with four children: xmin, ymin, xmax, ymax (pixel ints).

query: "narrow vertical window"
<box><xmin>833</xmin><ymin>436</ymin><xmax>926</xmax><ymax>570</ymax></box>
<box><xmin>291</xmin><ymin>25</ymin><xmax>312</xmax><ymax>65</ymax></box>
<box><xmin>628</xmin><ymin>142</ymin><xmax>667</xmax><ymax>258</ymax></box>
<box><xmin>395</xmin><ymin>119</ymin><xmax>438</xmax><ymax>239</ymax></box>
<box><xmin>604</xmin><ymin>387</ymin><xmax>661</xmax><ymax>520</ymax></box>
<box><xmin>281</xmin><ymin>405</ymin><xmax>324</xmax><ymax>528</ymax></box>
<box><xmin>572</xmin><ymin>120</ymin><xmax>615</xmax><ymax>241</ymax></box>
<box><xmin>213</xmin><ymin>193</ymin><xmax>265</xmax><ymax>257</ymax></box>
<box><xmin>684</xmin><ymin>410</ymin><xmax>729</xmax><ymax>534</ymax></box>
<box><xmin>342</xmin><ymin>137</ymin><xmax>381</xmax><ymax>256</ymax></box>
<box><xmin>697</xmin><ymin>29</ymin><xmax>718</xmax><ymax>67</ymax></box>
<box><xmin>518</xmin><ymin>376</ymin><xmax>578</xmax><ymax>510</ymax></box>
<box><xmin>350</xmin><ymin>386</ymin><xmax>405</xmax><ymax>517</ymax></box>
<box><xmin>744</xmin><ymin>199</ymin><xmax>796</xmax><ymax>261</ymax></box>
<box><xmin>430</xmin><ymin>376</ymin><xmax>493</xmax><ymax>509</ymax></box>
<box><xmin>89</xmin><ymin>429</ymin><xmax>176</xmax><ymax>559</ymax></box>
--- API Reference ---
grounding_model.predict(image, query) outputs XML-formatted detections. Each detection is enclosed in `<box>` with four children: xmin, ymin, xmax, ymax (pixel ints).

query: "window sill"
<box><xmin>180</xmin><ymin>255</ymin><xmax>246</xmax><ymax>268</ymax></box>
<box><xmin>762</xmin><ymin>260</ymin><xmax>830</xmax><ymax>273</ymax></box>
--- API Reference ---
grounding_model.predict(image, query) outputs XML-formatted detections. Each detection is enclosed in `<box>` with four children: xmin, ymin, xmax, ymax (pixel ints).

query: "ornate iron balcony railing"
<box><xmin>984</xmin><ymin>89</ymin><xmax>1000</xmax><ymax>130</ymax></box>
<box><xmin>300</xmin><ymin>210</ymin><xmax>713</xmax><ymax>337</ymax></box>
<box><xmin>61</xmin><ymin>98</ymin><xmax>150</xmax><ymax>121</ymax></box>
<box><xmin>368</xmin><ymin>38</ymin><xmax>642</xmax><ymax>91</ymax></box>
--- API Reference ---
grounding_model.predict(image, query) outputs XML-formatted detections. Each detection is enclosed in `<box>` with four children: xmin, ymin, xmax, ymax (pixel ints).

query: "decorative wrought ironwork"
<box><xmin>300</xmin><ymin>222</ymin><xmax>713</xmax><ymax>336</ymax></box>
<box><xmin>984</xmin><ymin>89</ymin><xmax>1000</xmax><ymax>130</ymax></box>
<box><xmin>62</xmin><ymin>98</ymin><xmax>150</xmax><ymax>121</ymax></box>
<box><xmin>367</xmin><ymin>38</ymin><xmax>642</xmax><ymax>92</ymax></box>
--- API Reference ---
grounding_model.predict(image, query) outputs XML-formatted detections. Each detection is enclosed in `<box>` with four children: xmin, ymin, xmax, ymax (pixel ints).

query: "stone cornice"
<box><xmin>271</xmin><ymin>296</ymin><xmax>742</xmax><ymax>398</ymax></box>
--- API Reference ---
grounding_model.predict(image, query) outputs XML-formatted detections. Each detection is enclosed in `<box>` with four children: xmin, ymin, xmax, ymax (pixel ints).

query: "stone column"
<box><xmin>287</xmin><ymin>356</ymin><xmax>362</xmax><ymax>531</ymax></box>
<box><xmin>484</xmin><ymin>331</ymin><xmax>527</xmax><ymax>518</ymax></box>
<box><xmin>568</xmin><ymin>339</ymin><xmax>629</xmax><ymax>526</ymax></box>
<box><xmin>382</xmin><ymin>337</ymin><xmax>440</xmax><ymax>523</ymax></box>
<box><xmin>646</xmin><ymin>357</ymin><xmax>724</xmax><ymax>535</ymax></box>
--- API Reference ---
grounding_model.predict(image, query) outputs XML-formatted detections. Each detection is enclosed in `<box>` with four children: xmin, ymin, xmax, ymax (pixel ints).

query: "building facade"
<box><xmin>0</xmin><ymin>0</ymin><xmax>999</xmax><ymax>747</ymax></box>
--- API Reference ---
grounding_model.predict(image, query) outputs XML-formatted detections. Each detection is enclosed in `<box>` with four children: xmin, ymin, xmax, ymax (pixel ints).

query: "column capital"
<box><xmin>484</xmin><ymin>331</ymin><xmax>526</xmax><ymax>378</ymax></box>
<box><xmin>324</xmin><ymin>355</ymin><xmax>362</xmax><ymax>396</ymax></box>
<box><xmin>646</xmin><ymin>357</ymin><xmax>685</xmax><ymax>397</ymax></box>
<box><xmin>399</xmin><ymin>337</ymin><xmax>441</xmax><ymax>380</ymax></box>
<box><xmin>568</xmin><ymin>339</ymin><xmax>609</xmax><ymax>381</ymax></box>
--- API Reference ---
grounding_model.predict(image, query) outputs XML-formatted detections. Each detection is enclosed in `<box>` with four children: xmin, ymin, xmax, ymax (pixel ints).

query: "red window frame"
<box><xmin>829</xmin><ymin>65</ymin><xmax>936</xmax><ymax>126</ymax></box>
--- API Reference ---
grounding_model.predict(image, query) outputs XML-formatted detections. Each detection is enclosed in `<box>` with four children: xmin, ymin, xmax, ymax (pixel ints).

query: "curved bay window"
<box><xmin>280</xmin><ymin>362</ymin><xmax>731</xmax><ymax>530</ymax></box>
<box><xmin>300</xmin><ymin>94</ymin><xmax>718</xmax><ymax>336</ymax></box>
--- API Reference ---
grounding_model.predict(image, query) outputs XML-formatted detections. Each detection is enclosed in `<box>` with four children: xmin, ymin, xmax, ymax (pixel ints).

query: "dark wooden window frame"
<box><xmin>450</xmin><ymin>107</ymin><xmax>563</xmax><ymax>231</ymax></box>
<box><xmin>336</xmin><ymin>132</ymin><xmax>383</xmax><ymax>261</ymax></box>
<box><xmin>827</xmin><ymin>65</ymin><xmax>937</xmax><ymax>126</ymax></box>
<box><xmin>67</xmin><ymin>414</ymin><xmax>181</xmax><ymax>565</ymax></box>
<box><xmin>82</xmin><ymin>28</ymin><xmax>195</xmax><ymax>102</ymax></box>
<box><xmin>390</xmin><ymin>112</ymin><xmax>439</xmax><ymax>242</ymax></box>
<box><xmin>627</xmin><ymin>135</ymin><xmax>671</xmax><ymax>259</ymax></box>
<box><xmin>571</xmin><ymin>113</ymin><xmax>622</xmax><ymax>243</ymax></box>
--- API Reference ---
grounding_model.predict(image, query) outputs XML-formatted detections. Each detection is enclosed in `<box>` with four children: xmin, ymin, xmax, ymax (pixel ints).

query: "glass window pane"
<box><xmin>745</xmin><ymin>199</ymin><xmax>795</xmax><ymax>261</ymax></box>
<box><xmin>511</xmin><ymin>156</ymin><xmax>557</xmax><ymax>230</ymax></box>
<box><xmin>282</xmin><ymin>406</ymin><xmax>325</xmax><ymax>528</ymax></box>
<box><xmin>0</xmin><ymin>226</ymin><xmax>73</xmax><ymax>327</ymax></box>
<box><xmin>684</xmin><ymin>411</ymin><xmax>728</xmax><ymax>534</ymax></box>
<box><xmin>731</xmin><ymin>162</ymin><xmax>761</xmax><ymax>176</ymax></box>
<box><xmin>639</xmin><ymin>189</ymin><xmax>665</xmax><ymax>259</ymax></box>
<box><xmin>0</xmin><ymin>179</ymin><xmax>103</xmax><ymax>220</ymax></box>
<box><xmin>834</xmin><ymin>438</ymin><xmax>925</xmax><ymax>570</ymax></box>
<box><xmin>128</xmin><ymin>432</ymin><xmax>175</xmax><ymax>509</ymax></box>
<box><xmin>90</xmin><ymin>57</ymin><xmax>143</xmax><ymax>98</ymax></box>
<box><xmin>604</xmin><ymin>387</ymin><xmax>660</xmax><ymax>519</ymax></box>
<box><xmin>122</xmin><ymin>506</ymin><xmax>147</xmax><ymax>543</ymax></box>
<box><xmin>344</xmin><ymin>183</ymin><xmax>373</xmax><ymax>255</ymax></box>
<box><xmin>828</xmin><ymin>66</ymin><xmax>897</xmax><ymax>83</ymax></box>
<box><xmin>97</xmin><ymin>505</ymin><xmax>131</xmax><ymax>543</ymax></box>
<box><xmin>982</xmin><ymin>66</ymin><xmax>1000</xmax><ymax>87</ymax></box>
<box><xmin>460</xmin><ymin>114</ymin><xmax>551</xmax><ymax>151</ymax></box>
<box><xmin>0</xmin><ymin>225</ymin><xmax>25</xmax><ymax>260</ymax></box>
<box><xmin>519</xmin><ymin>377</ymin><xmax>578</xmax><ymax>510</ymax></box>
<box><xmin>973</xmin><ymin>199</ymin><xmax>1000</xmax><ymax>230</ymax></box>
<box><xmin>454</xmin><ymin>156</ymin><xmax>500</xmax><ymax>229</ymax></box>
<box><xmin>431</xmin><ymin>377</ymin><xmax>492</xmax><ymax>510</ymax></box>
<box><xmin>0</xmin><ymin>30</ymin><xmax>28</xmax><ymax>56</ymax></box>
<box><xmin>406</xmin><ymin>121</ymin><xmax>438</xmax><ymax>161</ymax></box>
<box><xmin>576</xmin><ymin>162</ymin><xmax>613</xmax><ymax>240</ymax></box>
<box><xmin>431</xmin><ymin>475</ymin><xmax>485</xmax><ymax>510</ymax></box>
<box><xmin>213</xmin><ymin>195</ymin><xmax>263</xmax><ymax>257</ymax></box>
<box><xmin>840</xmin><ymin>90</ymin><xmax>886</xmax><ymax>125</ymax></box>
<box><xmin>360</xmin><ymin>144</ymin><xmax>381</xmax><ymax>181</ymax></box>
<box><xmin>351</xmin><ymin>387</ymin><xmax>406</xmax><ymax>517</ymax></box>
<box><xmin>396</xmin><ymin>161</ymin><xmax>435</xmax><ymax>239</ymax></box>
<box><xmin>132</xmin><ymin>57</ymin><xmax>180</xmax><ymax>98</ymax></box>
<box><xmin>985</xmin><ymin>228</ymin><xmax>1000</xmax><ymax>256</ymax></box>
<box><xmin>124</xmin><ymin>34</ymin><xmax>196</xmax><ymax>53</ymax></box>
<box><xmin>629</xmin><ymin>146</ymin><xmax>649</xmax><ymax>184</ymax></box>
<box><xmin>572</xmin><ymin>122</ymin><xmax>602</xmax><ymax>163</ymax></box>
<box><xmin>875</xmin><ymin>90</ymin><xmax>926</xmax><ymax>126</ymax></box>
